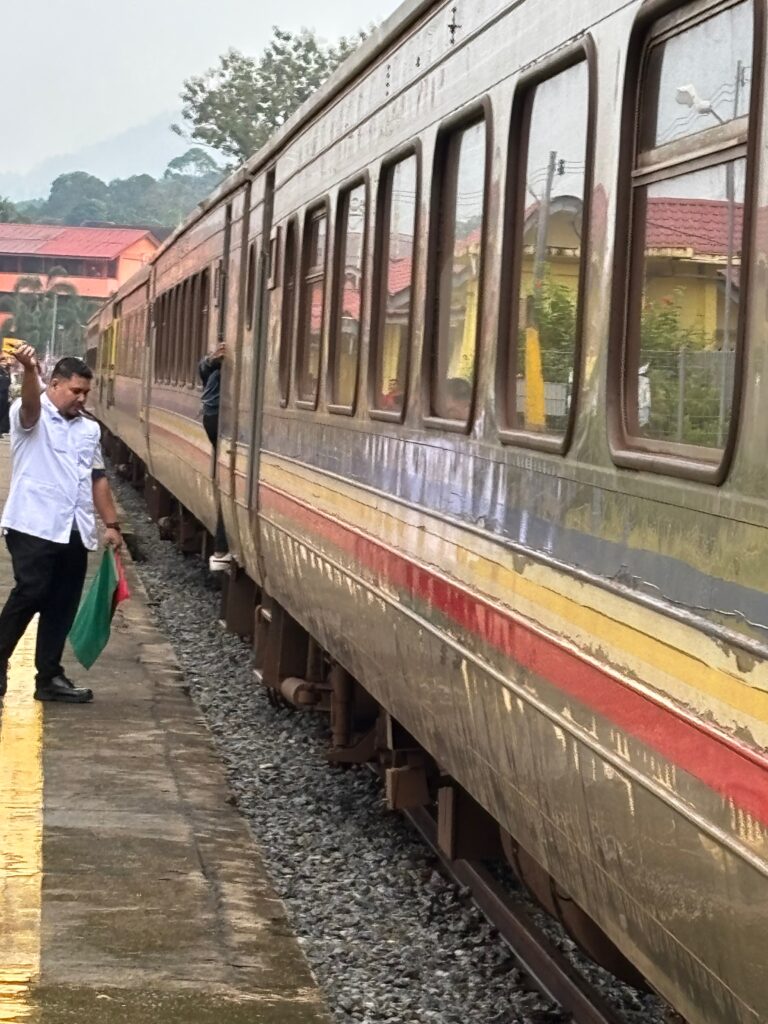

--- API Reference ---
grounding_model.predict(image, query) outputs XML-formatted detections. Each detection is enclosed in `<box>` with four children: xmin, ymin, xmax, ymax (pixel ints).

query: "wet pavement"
<box><xmin>0</xmin><ymin>441</ymin><xmax>330</xmax><ymax>1023</ymax></box>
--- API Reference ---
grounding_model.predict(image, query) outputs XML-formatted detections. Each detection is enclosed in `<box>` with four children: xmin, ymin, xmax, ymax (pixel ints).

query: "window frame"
<box><xmin>369</xmin><ymin>143</ymin><xmax>421</xmax><ymax>424</ymax></box>
<box><xmin>295</xmin><ymin>200</ymin><xmax>330</xmax><ymax>411</ymax></box>
<box><xmin>497</xmin><ymin>39</ymin><xmax>597</xmax><ymax>454</ymax></box>
<box><xmin>245</xmin><ymin>242</ymin><xmax>257</xmax><ymax>332</ymax></box>
<box><xmin>279</xmin><ymin>218</ymin><xmax>299</xmax><ymax>408</ymax></box>
<box><xmin>198</xmin><ymin>269</ymin><xmax>210</xmax><ymax>387</ymax></box>
<box><xmin>328</xmin><ymin>175</ymin><xmax>369</xmax><ymax>416</ymax></box>
<box><xmin>608</xmin><ymin>0</ymin><xmax>762</xmax><ymax>483</ymax></box>
<box><xmin>422</xmin><ymin>101</ymin><xmax>492</xmax><ymax>434</ymax></box>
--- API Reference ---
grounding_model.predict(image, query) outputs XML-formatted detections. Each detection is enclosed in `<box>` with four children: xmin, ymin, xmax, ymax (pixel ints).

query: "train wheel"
<box><xmin>500</xmin><ymin>829</ymin><xmax>647</xmax><ymax>988</ymax></box>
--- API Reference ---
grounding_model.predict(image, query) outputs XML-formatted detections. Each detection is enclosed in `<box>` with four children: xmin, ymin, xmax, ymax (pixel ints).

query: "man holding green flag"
<box><xmin>0</xmin><ymin>347</ymin><xmax>122</xmax><ymax>704</ymax></box>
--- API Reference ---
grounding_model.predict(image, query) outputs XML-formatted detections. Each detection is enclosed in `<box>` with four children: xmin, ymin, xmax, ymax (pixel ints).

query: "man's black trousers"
<box><xmin>0</xmin><ymin>529</ymin><xmax>88</xmax><ymax>682</ymax></box>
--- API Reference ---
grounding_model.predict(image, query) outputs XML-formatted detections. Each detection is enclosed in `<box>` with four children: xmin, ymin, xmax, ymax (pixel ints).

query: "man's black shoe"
<box><xmin>0</xmin><ymin>662</ymin><xmax>7</xmax><ymax>699</ymax></box>
<box><xmin>34</xmin><ymin>674</ymin><xmax>93</xmax><ymax>703</ymax></box>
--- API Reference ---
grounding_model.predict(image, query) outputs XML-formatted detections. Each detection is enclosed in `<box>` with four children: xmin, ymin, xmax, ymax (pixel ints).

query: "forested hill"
<box><xmin>0</xmin><ymin>149</ymin><xmax>222</xmax><ymax>234</ymax></box>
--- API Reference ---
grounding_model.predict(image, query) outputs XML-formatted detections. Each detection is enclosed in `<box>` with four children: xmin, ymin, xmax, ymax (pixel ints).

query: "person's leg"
<box><xmin>0</xmin><ymin>531</ymin><xmax>57</xmax><ymax>691</ymax></box>
<box><xmin>35</xmin><ymin>531</ymin><xmax>88</xmax><ymax>684</ymax></box>
<box><xmin>202</xmin><ymin>412</ymin><xmax>229</xmax><ymax>560</ymax></box>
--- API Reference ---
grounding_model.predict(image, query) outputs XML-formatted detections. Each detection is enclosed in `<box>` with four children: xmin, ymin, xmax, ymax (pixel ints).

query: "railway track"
<box><xmin>404</xmin><ymin>806</ymin><xmax>634</xmax><ymax>1024</ymax></box>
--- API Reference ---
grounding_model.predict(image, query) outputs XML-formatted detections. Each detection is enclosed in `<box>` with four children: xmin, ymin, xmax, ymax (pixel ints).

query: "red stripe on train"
<box><xmin>261</xmin><ymin>482</ymin><xmax>768</xmax><ymax>829</ymax></box>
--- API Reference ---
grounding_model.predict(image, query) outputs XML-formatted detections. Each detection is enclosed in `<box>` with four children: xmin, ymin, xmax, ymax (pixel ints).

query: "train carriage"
<box><xmin>92</xmin><ymin>0</ymin><xmax>768</xmax><ymax>1020</ymax></box>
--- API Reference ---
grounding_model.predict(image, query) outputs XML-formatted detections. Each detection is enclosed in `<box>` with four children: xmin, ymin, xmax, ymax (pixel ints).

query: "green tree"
<box><xmin>4</xmin><ymin>269</ymin><xmax>97</xmax><ymax>357</ymax></box>
<box><xmin>164</xmin><ymin>147</ymin><xmax>221</xmax><ymax>179</ymax></box>
<box><xmin>172</xmin><ymin>26</ymin><xmax>365</xmax><ymax>164</ymax></box>
<box><xmin>639</xmin><ymin>292</ymin><xmax>723</xmax><ymax>447</ymax></box>
<box><xmin>45</xmin><ymin>172</ymin><xmax>109</xmax><ymax>224</ymax></box>
<box><xmin>528</xmin><ymin>275</ymin><xmax>578</xmax><ymax>385</ymax></box>
<box><xmin>0</xmin><ymin>197</ymin><xmax>27</xmax><ymax>223</ymax></box>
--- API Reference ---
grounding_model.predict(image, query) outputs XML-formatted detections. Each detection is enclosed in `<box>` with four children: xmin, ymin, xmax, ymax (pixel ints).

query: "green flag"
<box><xmin>69</xmin><ymin>548</ymin><xmax>122</xmax><ymax>669</ymax></box>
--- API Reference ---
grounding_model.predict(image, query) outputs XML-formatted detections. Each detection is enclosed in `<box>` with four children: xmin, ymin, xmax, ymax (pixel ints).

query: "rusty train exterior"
<box><xmin>90</xmin><ymin>0</ymin><xmax>768</xmax><ymax>1020</ymax></box>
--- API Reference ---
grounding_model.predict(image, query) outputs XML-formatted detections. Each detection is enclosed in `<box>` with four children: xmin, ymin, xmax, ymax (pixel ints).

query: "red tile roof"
<box><xmin>387</xmin><ymin>257</ymin><xmax>413</xmax><ymax>296</ymax></box>
<box><xmin>646</xmin><ymin>197</ymin><xmax>744</xmax><ymax>257</ymax></box>
<box><xmin>0</xmin><ymin>224</ymin><xmax>157</xmax><ymax>259</ymax></box>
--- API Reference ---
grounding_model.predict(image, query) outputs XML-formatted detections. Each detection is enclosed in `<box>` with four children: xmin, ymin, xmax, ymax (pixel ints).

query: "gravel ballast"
<box><xmin>111</xmin><ymin>475</ymin><xmax>671</xmax><ymax>1024</ymax></box>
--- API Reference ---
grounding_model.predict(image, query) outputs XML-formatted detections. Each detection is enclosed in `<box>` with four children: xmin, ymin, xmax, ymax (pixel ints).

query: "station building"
<box><xmin>0</xmin><ymin>224</ymin><xmax>159</xmax><ymax>303</ymax></box>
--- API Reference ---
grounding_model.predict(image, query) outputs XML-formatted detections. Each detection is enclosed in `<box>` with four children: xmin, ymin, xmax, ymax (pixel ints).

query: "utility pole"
<box><xmin>718</xmin><ymin>58</ymin><xmax>743</xmax><ymax>447</ymax></box>
<box><xmin>532</xmin><ymin>150</ymin><xmax>557</xmax><ymax>285</ymax></box>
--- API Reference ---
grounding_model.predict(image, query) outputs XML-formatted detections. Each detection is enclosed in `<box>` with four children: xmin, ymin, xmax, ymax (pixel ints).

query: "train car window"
<box><xmin>370</xmin><ymin>153</ymin><xmax>418</xmax><ymax>418</ymax></box>
<box><xmin>502</xmin><ymin>56</ymin><xmax>591</xmax><ymax>447</ymax></box>
<box><xmin>279</xmin><ymin>220</ymin><xmax>298</xmax><ymax>407</ymax></box>
<box><xmin>329</xmin><ymin>182</ymin><xmax>367</xmax><ymax>412</ymax></box>
<box><xmin>174</xmin><ymin>283</ymin><xmax>184</xmax><ymax>385</ymax></box>
<box><xmin>171</xmin><ymin>285</ymin><xmax>182</xmax><ymax>385</ymax></box>
<box><xmin>181</xmin><ymin>278</ymin><xmax>194</xmax><ymax>385</ymax></box>
<box><xmin>613</xmin><ymin>0</ymin><xmax>755</xmax><ymax>479</ymax></box>
<box><xmin>153</xmin><ymin>296</ymin><xmax>163</xmax><ymax>382</ymax></box>
<box><xmin>245</xmin><ymin>243</ymin><xmax>257</xmax><ymax>332</ymax></box>
<box><xmin>429</xmin><ymin>119</ymin><xmax>486</xmax><ymax>425</ymax></box>
<box><xmin>187</xmin><ymin>275</ymin><xmax>199</xmax><ymax>386</ymax></box>
<box><xmin>198</xmin><ymin>269</ymin><xmax>210</xmax><ymax>382</ymax></box>
<box><xmin>157</xmin><ymin>293</ymin><xmax>167</xmax><ymax>382</ymax></box>
<box><xmin>159</xmin><ymin>292</ymin><xmax>167</xmax><ymax>382</ymax></box>
<box><xmin>296</xmin><ymin>206</ymin><xmax>328</xmax><ymax>407</ymax></box>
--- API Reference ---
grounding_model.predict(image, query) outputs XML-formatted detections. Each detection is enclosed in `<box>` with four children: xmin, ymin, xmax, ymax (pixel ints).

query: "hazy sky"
<box><xmin>2</xmin><ymin>0</ymin><xmax>389</xmax><ymax>175</ymax></box>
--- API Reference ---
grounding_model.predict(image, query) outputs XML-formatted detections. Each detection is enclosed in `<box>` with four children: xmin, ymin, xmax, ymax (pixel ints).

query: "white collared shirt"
<box><xmin>1</xmin><ymin>393</ymin><xmax>101</xmax><ymax>549</ymax></box>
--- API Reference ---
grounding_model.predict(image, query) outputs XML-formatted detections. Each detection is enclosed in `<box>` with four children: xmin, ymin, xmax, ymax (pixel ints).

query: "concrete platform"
<box><xmin>0</xmin><ymin>441</ymin><xmax>330</xmax><ymax>1023</ymax></box>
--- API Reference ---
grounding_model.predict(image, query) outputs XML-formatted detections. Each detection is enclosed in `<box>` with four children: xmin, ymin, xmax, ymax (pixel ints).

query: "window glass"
<box><xmin>331</xmin><ymin>184</ymin><xmax>366</xmax><ymax>408</ymax></box>
<box><xmin>166</xmin><ymin>290</ymin><xmax>176</xmax><ymax>382</ymax></box>
<box><xmin>297</xmin><ymin>211</ymin><xmax>327</xmax><ymax>404</ymax></box>
<box><xmin>279</xmin><ymin>223</ymin><xmax>297</xmax><ymax>404</ymax></box>
<box><xmin>633</xmin><ymin>163</ymin><xmax>744</xmax><ymax>448</ymax></box>
<box><xmin>373</xmin><ymin>155</ymin><xmax>417</xmax><ymax>413</ymax></box>
<box><xmin>510</xmin><ymin>61</ymin><xmax>589</xmax><ymax>436</ymax></box>
<box><xmin>641</xmin><ymin>2</ymin><xmax>751</xmax><ymax>149</ymax></box>
<box><xmin>198</xmin><ymin>270</ymin><xmax>210</xmax><ymax>374</ymax></box>
<box><xmin>432</xmin><ymin>121</ymin><xmax>485</xmax><ymax>422</ymax></box>
<box><xmin>624</xmin><ymin>0</ymin><xmax>752</xmax><ymax>460</ymax></box>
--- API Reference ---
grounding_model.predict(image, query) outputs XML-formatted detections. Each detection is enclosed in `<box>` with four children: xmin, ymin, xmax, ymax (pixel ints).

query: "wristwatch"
<box><xmin>105</xmin><ymin>522</ymin><xmax>121</xmax><ymax>531</ymax></box>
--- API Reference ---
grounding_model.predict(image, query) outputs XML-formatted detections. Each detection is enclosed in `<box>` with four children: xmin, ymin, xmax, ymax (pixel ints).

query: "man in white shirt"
<box><xmin>0</xmin><ymin>348</ymin><xmax>122</xmax><ymax>703</ymax></box>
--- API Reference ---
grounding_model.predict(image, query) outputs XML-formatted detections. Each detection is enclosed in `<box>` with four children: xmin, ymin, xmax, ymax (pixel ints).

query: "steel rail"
<box><xmin>404</xmin><ymin>806</ymin><xmax>630</xmax><ymax>1024</ymax></box>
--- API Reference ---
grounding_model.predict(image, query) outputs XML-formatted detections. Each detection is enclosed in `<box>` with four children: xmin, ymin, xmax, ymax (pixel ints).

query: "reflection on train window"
<box><xmin>297</xmin><ymin>208</ymin><xmax>327</xmax><ymax>406</ymax></box>
<box><xmin>431</xmin><ymin>120</ymin><xmax>485</xmax><ymax>423</ymax></box>
<box><xmin>625</xmin><ymin>0</ymin><xmax>753</xmax><ymax>458</ymax></box>
<box><xmin>640</xmin><ymin>2</ymin><xmax>752</xmax><ymax>150</ymax></box>
<box><xmin>371</xmin><ymin>154</ymin><xmax>417</xmax><ymax>416</ymax></box>
<box><xmin>330</xmin><ymin>183</ymin><xmax>367</xmax><ymax>410</ymax></box>
<box><xmin>508</xmin><ymin>60</ymin><xmax>589</xmax><ymax>438</ymax></box>
<box><xmin>279</xmin><ymin>221</ymin><xmax>297</xmax><ymax>406</ymax></box>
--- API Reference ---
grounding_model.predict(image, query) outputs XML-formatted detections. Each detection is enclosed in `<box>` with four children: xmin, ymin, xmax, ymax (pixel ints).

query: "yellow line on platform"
<box><xmin>0</xmin><ymin>621</ymin><xmax>42</xmax><ymax>1022</ymax></box>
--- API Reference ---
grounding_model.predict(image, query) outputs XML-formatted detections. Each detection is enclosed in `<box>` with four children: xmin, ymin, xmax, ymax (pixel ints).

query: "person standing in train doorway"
<box><xmin>198</xmin><ymin>342</ymin><xmax>230</xmax><ymax>571</ymax></box>
<box><xmin>0</xmin><ymin>349</ymin><xmax>122</xmax><ymax>704</ymax></box>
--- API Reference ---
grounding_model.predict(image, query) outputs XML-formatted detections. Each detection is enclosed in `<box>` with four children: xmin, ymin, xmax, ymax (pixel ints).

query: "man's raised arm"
<box><xmin>13</xmin><ymin>345</ymin><xmax>41</xmax><ymax>429</ymax></box>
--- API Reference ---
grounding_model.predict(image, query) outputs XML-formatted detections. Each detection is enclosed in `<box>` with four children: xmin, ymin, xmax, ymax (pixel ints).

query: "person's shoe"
<box><xmin>0</xmin><ymin>662</ymin><xmax>6</xmax><ymax>700</ymax></box>
<box><xmin>34</xmin><ymin>674</ymin><xmax>93</xmax><ymax>703</ymax></box>
<box><xmin>208</xmin><ymin>552</ymin><xmax>233</xmax><ymax>572</ymax></box>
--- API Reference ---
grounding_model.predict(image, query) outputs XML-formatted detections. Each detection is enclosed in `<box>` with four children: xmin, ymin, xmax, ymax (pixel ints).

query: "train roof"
<box><xmin>152</xmin><ymin>0</ymin><xmax>434</xmax><ymax>262</ymax></box>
